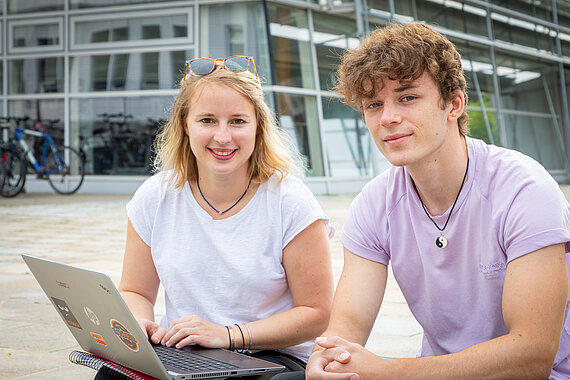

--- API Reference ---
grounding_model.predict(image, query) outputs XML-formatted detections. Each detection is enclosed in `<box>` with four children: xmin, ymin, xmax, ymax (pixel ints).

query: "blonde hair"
<box><xmin>336</xmin><ymin>23</ymin><xmax>469</xmax><ymax>135</ymax></box>
<box><xmin>153</xmin><ymin>68</ymin><xmax>297</xmax><ymax>189</ymax></box>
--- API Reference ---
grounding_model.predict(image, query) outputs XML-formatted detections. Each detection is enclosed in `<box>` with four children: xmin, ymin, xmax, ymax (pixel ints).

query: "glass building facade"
<box><xmin>2</xmin><ymin>0</ymin><xmax>569</xmax><ymax>194</ymax></box>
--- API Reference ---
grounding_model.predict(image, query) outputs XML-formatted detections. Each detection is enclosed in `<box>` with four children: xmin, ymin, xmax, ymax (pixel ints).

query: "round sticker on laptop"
<box><xmin>110</xmin><ymin>319</ymin><xmax>139</xmax><ymax>352</ymax></box>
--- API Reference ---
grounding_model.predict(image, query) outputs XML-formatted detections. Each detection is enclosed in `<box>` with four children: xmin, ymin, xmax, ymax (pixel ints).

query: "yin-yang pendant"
<box><xmin>436</xmin><ymin>234</ymin><xmax>448</xmax><ymax>248</ymax></box>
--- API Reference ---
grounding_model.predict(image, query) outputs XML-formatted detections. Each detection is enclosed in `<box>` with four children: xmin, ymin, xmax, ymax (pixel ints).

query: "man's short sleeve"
<box><xmin>340</xmin><ymin>181</ymin><xmax>390</xmax><ymax>266</ymax></box>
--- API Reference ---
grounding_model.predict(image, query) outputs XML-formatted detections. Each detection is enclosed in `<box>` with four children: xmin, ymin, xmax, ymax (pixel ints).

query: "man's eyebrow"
<box><xmin>394</xmin><ymin>83</ymin><xmax>418</xmax><ymax>92</ymax></box>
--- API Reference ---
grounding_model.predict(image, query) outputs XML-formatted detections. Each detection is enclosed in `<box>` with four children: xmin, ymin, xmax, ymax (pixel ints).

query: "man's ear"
<box><xmin>447</xmin><ymin>90</ymin><xmax>465</xmax><ymax>122</ymax></box>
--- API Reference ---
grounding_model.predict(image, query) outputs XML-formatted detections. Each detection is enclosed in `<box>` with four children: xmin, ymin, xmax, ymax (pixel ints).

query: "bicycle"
<box><xmin>0</xmin><ymin>118</ymin><xmax>27</xmax><ymax>198</ymax></box>
<box><xmin>2</xmin><ymin>117</ymin><xmax>86</xmax><ymax>196</ymax></box>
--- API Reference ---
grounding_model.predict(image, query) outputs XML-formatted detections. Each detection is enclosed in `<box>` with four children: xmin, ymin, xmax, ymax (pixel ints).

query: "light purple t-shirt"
<box><xmin>341</xmin><ymin>137</ymin><xmax>570</xmax><ymax>378</ymax></box>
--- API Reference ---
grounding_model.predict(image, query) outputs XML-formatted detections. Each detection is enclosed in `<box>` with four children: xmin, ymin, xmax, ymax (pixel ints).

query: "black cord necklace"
<box><xmin>197</xmin><ymin>177</ymin><xmax>252</xmax><ymax>215</ymax></box>
<box><xmin>411</xmin><ymin>157</ymin><xmax>469</xmax><ymax>248</ymax></box>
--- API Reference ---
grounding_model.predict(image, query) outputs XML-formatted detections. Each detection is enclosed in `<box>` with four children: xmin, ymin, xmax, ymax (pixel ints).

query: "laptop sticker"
<box><xmin>90</xmin><ymin>332</ymin><xmax>107</xmax><ymax>346</ymax></box>
<box><xmin>110</xmin><ymin>319</ymin><xmax>139</xmax><ymax>352</ymax></box>
<box><xmin>84</xmin><ymin>306</ymin><xmax>100</xmax><ymax>325</ymax></box>
<box><xmin>51</xmin><ymin>297</ymin><xmax>82</xmax><ymax>330</ymax></box>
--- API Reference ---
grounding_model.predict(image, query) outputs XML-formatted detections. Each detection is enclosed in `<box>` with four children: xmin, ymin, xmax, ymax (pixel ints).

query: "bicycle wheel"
<box><xmin>1</xmin><ymin>144</ymin><xmax>27</xmax><ymax>198</ymax></box>
<box><xmin>45</xmin><ymin>145</ymin><xmax>85</xmax><ymax>195</ymax></box>
<box><xmin>0</xmin><ymin>148</ymin><xmax>5</xmax><ymax>192</ymax></box>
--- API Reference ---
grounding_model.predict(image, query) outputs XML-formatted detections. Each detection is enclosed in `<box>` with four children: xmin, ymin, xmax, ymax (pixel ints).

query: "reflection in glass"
<box><xmin>488</xmin><ymin>0</ymin><xmax>553</xmax><ymax>22</ymax></box>
<box><xmin>322</xmin><ymin>98</ymin><xmax>374</xmax><ymax>177</ymax></box>
<box><xmin>70</xmin><ymin>0</ymin><xmax>185</xmax><ymax>9</ymax></box>
<box><xmin>8</xmin><ymin>0</ymin><xmax>64</xmax><ymax>14</ymax></box>
<box><xmin>491</xmin><ymin>11</ymin><xmax>557</xmax><ymax>54</ymax></box>
<box><xmin>397</xmin><ymin>0</ymin><xmax>488</xmax><ymax>38</ymax></box>
<box><xmin>200</xmin><ymin>2</ymin><xmax>271</xmax><ymax>83</ymax></box>
<box><xmin>503</xmin><ymin>113</ymin><xmax>565</xmax><ymax>171</ymax></box>
<box><xmin>275</xmin><ymin>93</ymin><xmax>323</xmax><ymax>176</ymax></box>
<box><xmin>12</xmin><ymin>23</ymin><xmax>60</xmax><ymax>48</ymax></box>
<box><xmin>70</xmin><ymin>50</ymin><xmax>191</xmax><ymax>92</ymax></box>
<box><xmin>457</xmin><ymin>40</ymin><xmax>500</xmax><ymax>145</ymax></box>
<box><xmin>467</xmin><ymin>109</ymin><xmax>499</xmax><ymax>145</ymax></box>
<box><xmin>266</xmin><ymin>4</ymin><xmax>315</xmax><ymax>88</ymax></box>
<box><xmin>9</xmin><ymin>99</ymin><xmax>65</xmax><ymax>155</ymax></box>
<box><xmin>9</xmin><ymin>58</ymin><xmax>64</xmax><ymax>94</ymax></box>
<box><xmin>313</xmin><ymin>12</ymin><xmax>359</xmax><ymax>91</ymax></box>
<box><xmin>494</xmin><ymin>51</ymin><xmax>566</xmax><ymax>170</ymax></box>
<box><xmin>75</xmin><ymin>14</ymin><xmax>188</xmax><ymax>45</ymax></box>
<box><xmin>461</xmin><ymin>52</ymin><xmax>497</xmax><ymax>106</ymax></box>
<box><xmin>70</xmin><ymin>96</ymin><xmax>173</xmax><ymax>175</ymax></box>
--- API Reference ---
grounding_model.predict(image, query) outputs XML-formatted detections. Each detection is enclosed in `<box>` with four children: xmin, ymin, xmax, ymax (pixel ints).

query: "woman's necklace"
<box><xmin>411</xmin><ymin>158</ymin><xmax>469</xmax><ymax>248</ymax></box>
<box><xmin>197</xmin><ymin>177</ymin><xmax>252</xmax><ymax>215</ymax></box>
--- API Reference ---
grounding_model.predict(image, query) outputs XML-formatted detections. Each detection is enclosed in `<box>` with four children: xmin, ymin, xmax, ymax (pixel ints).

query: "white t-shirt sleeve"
<box><xmin>279</xmin><ymin>176</ymin><xmax>335</xmax><ymax>248</ymax></box>
<box><xmin>126</xmin><ymin>172</ymin><xmax>167</xmax><ymax>246</ymax></box>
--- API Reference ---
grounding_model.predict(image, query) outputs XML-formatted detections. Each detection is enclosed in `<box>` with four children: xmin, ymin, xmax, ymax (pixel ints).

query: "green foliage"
<box><xmin>467</xmin><ymin>94</ymin><xmax>500</xmax><ymax>145</ymax></box>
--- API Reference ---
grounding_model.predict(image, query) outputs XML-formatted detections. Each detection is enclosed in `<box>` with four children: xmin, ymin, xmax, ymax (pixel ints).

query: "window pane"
<box><xmin>367</xmin><ymin>0</ymin><xmax>390</xmax><ymax>12</ymax></box>
<box><xmin>411</xmin><ymin>1</ymin><xmax>488</xmax><ymax>38</ymax></box>
<box><xmin>266</xmin><ymin>4</ymin><xmax>315</xmax><ymax>88</ymax></box>
<box><xmin>561</xmin><ymin>30</ymin><xmax>570</xmax><ymax>58</ymax></box>
<box><xmin>322</xmin><ymin>97</ymin><xmax>376</xmax><ymax>177</ymax></box>
<box><xmin>503</xmin><ymin>113</ymin><xmax>565</xmax><ymax>171</ymax></box>
<box><xmin>8</xmin><ymin>0</ymin><xmax>63</xmax><ymax>14</ymax></box>
<box><xmin>456</xmin><ymin>40</ymin><xmax>501</xmax><ymax>145</ymax></box>
<box><xmin>12</xmin><ymin>22</ymin><xmax>60</xmax><ymax>49</ymax></box>
<box><xmin>200</xmin><ymin>2</ymin><xmax>271</xmax><ymax>83</ymax></box>
<box><xmin>70</xmin><ymin>0</ymin><xmax>186</xmax><ymax>9</ymax></box>
<box><xmin>491</xmin><ymin>11</ymin><xmax>557</xmax><ymax>54</ymax></box>
<box><xmin>70</xmin><ymin>50</ymin><xmax>191</xmax><ymax>92</ymax></box>
<box><xmin>488</xmin><ymin>0</ymin><xmax>553</xmax><ymax>22</ymax></box>
<box><xmin>495</xmin><ymin>51</ymin><xmax>566</xmax><ymax>170</ymax></box>
<box><xmin>9</xmin><ymin>58</ymin><xmax>64</xmax><ymax>94</ymax></box>
<box><xmin>75</xmin><ymin>14</ymin><xmax>189</xmax><ymax>45</ymax></box>
<box><xmin>313</xmin><ymin>12</ymin><xmax>359</xmax><ymax>92</ymax></box>
<box><xmin>275</xmin><ymin>93</ymin><xmax>323</xmax><ymax>176</ymax></box>
<box><xmin>467</xmin><ymin>110</ymin><xmax>500</xmax><ymax>145</ymax></box>
<box><xmin>8</xmin><ymin>100</ymin><xmax>65</xmax><ymax>151</ymax></box>
<box><xmin>69</xmin><ymin>96</ymin><xmax>173</xmax><ymax>175</ymax></box>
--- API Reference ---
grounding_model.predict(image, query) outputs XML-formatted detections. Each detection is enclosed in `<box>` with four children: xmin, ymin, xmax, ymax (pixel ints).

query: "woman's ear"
<box><xmin>183</xmin><ymin>119</ymin><xmax>189</xmax><ymax>136</ymax></box>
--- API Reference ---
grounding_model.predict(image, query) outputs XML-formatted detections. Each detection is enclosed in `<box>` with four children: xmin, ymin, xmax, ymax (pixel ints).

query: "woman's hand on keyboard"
<box><xmin>139</xmin><ymin>318</ymin><xmax>167</xmax><ymax>344</ymax></box>
<box><xmin>161</xmin><ymin>315</ymin><xmax>228</xmax><ymax>349</ymax></box>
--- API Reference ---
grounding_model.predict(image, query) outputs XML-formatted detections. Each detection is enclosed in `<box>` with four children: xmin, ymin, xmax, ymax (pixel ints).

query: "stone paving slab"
<box><xmin>1</xmin><ymin>186</ymin><xmax>569</xmax><ymax>379</ymax></box>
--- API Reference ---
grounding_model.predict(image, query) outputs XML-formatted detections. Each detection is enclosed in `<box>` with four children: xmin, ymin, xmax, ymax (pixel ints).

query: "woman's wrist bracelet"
<box><xmin>235</xmin><ymin>324</ymin><xmax>245</xmax><ymax>353</ymax></box>
<box><xmin>225</xmin><ymin>326</ymin><xmax>232</xmax><ymax>350</ymax></box>
<box><xmin>244</xmin><ymin>323</ymin><xmax>252</xmax><ymax>352</ymax></box>
<box><xmin>227</xmin><ymin>325</ymin><xmax>235</xmax><ymax>351</ymax></box>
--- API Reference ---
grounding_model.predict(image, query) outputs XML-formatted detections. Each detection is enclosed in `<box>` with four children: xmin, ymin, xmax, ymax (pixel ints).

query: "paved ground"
<box><xmin>1</xmin><ymin>185</ymin><xmax>569</xmax><ymax>379</ymax></box>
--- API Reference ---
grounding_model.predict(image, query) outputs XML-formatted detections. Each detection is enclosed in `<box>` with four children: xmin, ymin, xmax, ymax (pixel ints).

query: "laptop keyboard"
<box><xmin>153</xmin><ymin>344</ymin><xmax>239</xmax><ymax>372</ymax></box>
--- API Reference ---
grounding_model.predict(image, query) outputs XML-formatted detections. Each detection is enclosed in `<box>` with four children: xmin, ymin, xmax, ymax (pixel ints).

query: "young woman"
<box><xmin>99</xmin><ymin>56</ymin><xmax>334</xmax><ymax>378</ymax></box>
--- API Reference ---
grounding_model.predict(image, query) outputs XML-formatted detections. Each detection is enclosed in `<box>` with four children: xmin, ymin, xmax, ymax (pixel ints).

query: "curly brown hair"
<box><xmin>335</xmin><ymin>23</ymin><xmax>469</xmax><ymax>135</ymax></box>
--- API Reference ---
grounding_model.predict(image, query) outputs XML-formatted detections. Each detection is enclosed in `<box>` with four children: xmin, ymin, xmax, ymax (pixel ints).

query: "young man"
<box><xmin>306</xmin><ymin>23</ymin><xmax>570</xmax><ymax>379</ymax></box>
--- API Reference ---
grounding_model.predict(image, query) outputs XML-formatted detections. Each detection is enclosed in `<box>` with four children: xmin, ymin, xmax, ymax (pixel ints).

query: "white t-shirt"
<box><xmin>127</xmin><ymin>171</ymin><xmax>334</xmax><ymax>361</ymax></box>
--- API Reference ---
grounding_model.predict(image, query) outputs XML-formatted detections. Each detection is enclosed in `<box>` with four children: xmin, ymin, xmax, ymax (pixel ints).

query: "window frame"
<box><xmin>8</xmin><ymin>17</ymin><xmax>64</xmax><ymax>54</ymax></box>
<box><xmin>69</xmin><ymin>7</ymin><xmax>194</xmax><ymax>51</ymax></box>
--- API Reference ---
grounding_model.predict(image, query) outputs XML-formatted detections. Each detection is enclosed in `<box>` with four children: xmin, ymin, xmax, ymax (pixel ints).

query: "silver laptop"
<box><xmin>22</xmin><ymin>254</ymin><xmax>285</xmax><ymax>380</ymax></box>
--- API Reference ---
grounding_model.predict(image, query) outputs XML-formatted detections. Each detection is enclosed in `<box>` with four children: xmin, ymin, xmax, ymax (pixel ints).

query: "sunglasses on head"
<box><xmin>183</xmin><ymin>56</ymin><xmax>258</xmax><ymax>79</ymax></box>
